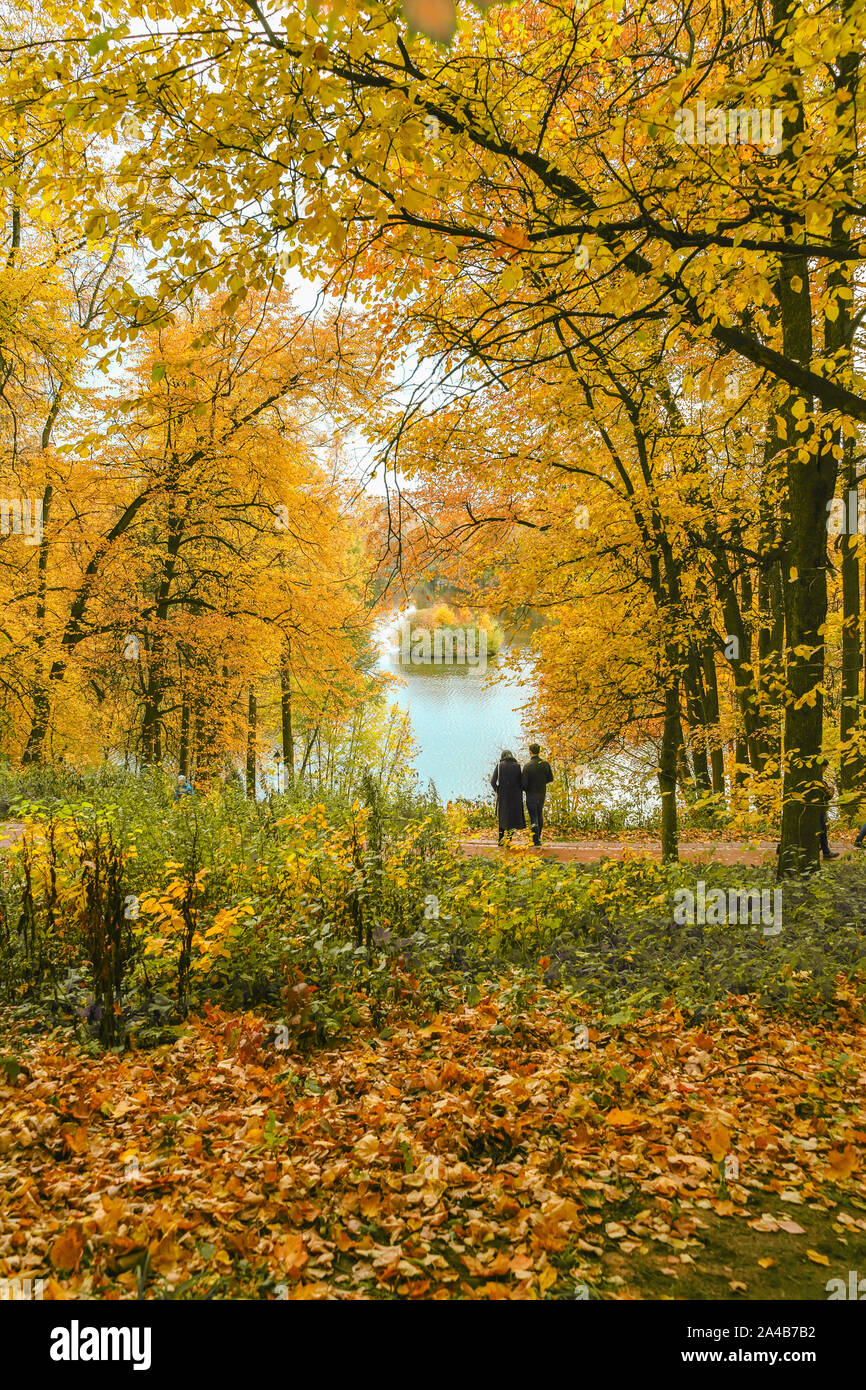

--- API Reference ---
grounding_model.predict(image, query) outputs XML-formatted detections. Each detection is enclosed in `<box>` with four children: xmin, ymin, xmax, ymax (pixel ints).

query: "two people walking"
<box><xmin>490</xmin><ymin>744</ymin><xmax>553</xmax><ymax>847</ymax></box>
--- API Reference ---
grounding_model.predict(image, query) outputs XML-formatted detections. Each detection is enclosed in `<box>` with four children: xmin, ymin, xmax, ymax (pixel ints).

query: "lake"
<box><xmin>376</xmin><ymin>621</ymin><xmax>537</xmax><ymax>805</ymax></box>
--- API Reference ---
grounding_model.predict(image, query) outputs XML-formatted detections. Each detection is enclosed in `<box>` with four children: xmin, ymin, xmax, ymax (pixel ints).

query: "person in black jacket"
<box><xmin>490</xmin><ymin>750</ymin><xmax>525</xmax><ymax>845</ymax></box>
<box><xmin>522</xmin><ymin>744</ymin><xmax>554</xmax><ymax>846</ymax></box>
<box><xmin>819</xmin><ymin>775</ymin><xmax>839</xmax><ymax>860</ymax></box>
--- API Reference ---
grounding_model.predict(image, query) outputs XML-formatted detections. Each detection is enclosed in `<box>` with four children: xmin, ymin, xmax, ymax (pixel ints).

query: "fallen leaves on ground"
<box><xmin>0</xmin><ymin>990</ymin><xmax>864</xmax><ymax>1299</ymax></box>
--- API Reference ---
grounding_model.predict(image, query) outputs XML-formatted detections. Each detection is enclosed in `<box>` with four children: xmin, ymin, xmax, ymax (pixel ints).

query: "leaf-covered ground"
<box><xmin>461</xmin><ymin>837</ymin><xmax>784</xmax><ymax>865</ymax></box>
<box><xmin>1</xmin><ymin>989</ymin><xmax>864</xmax><ymax>1300</ymax></box>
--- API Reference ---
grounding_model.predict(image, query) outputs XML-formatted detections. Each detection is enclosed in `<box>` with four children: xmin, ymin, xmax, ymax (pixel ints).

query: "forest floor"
<box><xmin>2</xmin><ymin>816</ymin><xmax>863</xmax><ymax>1301</ymax></box>
<box><xmin>1</xmin><ymin>993</ymin><xmax>864</xmax><ymax>1301</ymax></box>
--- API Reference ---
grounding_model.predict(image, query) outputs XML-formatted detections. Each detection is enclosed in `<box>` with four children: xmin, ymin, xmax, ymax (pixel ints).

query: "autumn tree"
<box><xmin>2</xmin><ymin>0</ymin><xmax>863</xmax><ymax>866</ymax></box>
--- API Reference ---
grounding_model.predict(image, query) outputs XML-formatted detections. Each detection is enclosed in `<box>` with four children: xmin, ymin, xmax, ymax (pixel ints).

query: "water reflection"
<box><xmin>376</xmin><ymin>626</ymin><xmax>536</xmax><ymax>804</ymax></box>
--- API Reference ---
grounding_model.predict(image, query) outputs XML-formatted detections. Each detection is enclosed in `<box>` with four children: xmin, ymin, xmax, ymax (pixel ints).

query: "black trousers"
<box><xmin>526</xmin><ymin>795</ymin><xmax>544</xmax><ymax>844</ymax></box>
<box><xmin>819</xmin><ymin>809</ymin><xmax>830</xmax><ymax>855</ymax></box>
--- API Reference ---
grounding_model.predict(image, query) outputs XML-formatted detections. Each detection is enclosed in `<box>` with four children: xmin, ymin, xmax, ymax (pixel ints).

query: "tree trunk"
<box><xmin>684</xmin><ymin>649</ymin><xmax>711</xmax><ymax>793</ymax></box>
<box><xmin>280</xmin><ymin>643</ymin><xmax>294</xmax><ymax>790</ymax></box>
<box><xmin>773</xmin><ymin>0</ymin><xmax>839</xmax><ymax>876</ymax></box>
<box><xmin>179</xmin><ymin>688</ymin><xmax>190</xmax><ymax>778</ymax></box>
<box><xmin>839</xmin><ymin>447</ymin><xmax>862</xmax><ymax>815</ymax></box>
<box><xmin>659</xmin><ymin>679</ymin><xmax>680</xmax><ymax>861</ymax></box>
<box><xmin>22</xmin><ymin>417</ymin><xmax>61</xmax><ymax>762</ymax></box>
<box><xmin>140</xmin><ymin>649</ymin><xmax>163</xmax><ymax>766</ymax></box>
<box><xmin>829</xmin><ymin>34</ymin><xmax>863</xmax><ymax>815</ymax></box>
<box><xmin>755</xmin><ymin>511</ymin><xmax>785</xmax><ymax>777</ymax></box>
<box><xmin>701</xmin><ymin>642</ymin><xmax>725</xmax><ymax>796</ymax></box>
<box><xmin>246</xmin><ymin>688</ymin><xmax>257</xmax><ymax>798</ymax></box>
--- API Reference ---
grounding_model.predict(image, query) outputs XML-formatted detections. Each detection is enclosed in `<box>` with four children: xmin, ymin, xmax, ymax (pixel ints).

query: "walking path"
<box><xmin>460</xmin><ymin>835</ymin><xmax>860</xmax><ymax>865</ymax></box>
<box><xmin>0</xmin><ymin>819</ymin><xmax>857</xmax><ymax>867</ymax></box>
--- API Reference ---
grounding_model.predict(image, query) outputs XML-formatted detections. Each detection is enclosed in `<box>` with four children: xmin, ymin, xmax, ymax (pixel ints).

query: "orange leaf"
<box><xmin>61</xmin><ymin>1125</ymin><xmax>90</xmax><ymax>1155</ymax></box>
<box><xmin>712</xmin><ymin>1199</ymin><xmax>736</xmax><ymax>1216</ymax></box>
<box><xmin>605</xmin><ymin>1108</ymin><xmax>642</xmax><ymax>1128</ymax></box>
<box><xmin>275</xmin><ymin>1233</ymin><xmax>308</xmax><ymax>1273</ymax></box>
<box><xmin>50</xmin><ymin>1224</ymin><xmax>85</xmax><ymax>1272</ymax></box>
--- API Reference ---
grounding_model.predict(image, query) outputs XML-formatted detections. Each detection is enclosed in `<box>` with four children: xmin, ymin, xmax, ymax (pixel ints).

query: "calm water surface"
<box><xmin>377</xmin><ymin>631</ymin><xmax>537</xmax><ymax>804</ymax></box>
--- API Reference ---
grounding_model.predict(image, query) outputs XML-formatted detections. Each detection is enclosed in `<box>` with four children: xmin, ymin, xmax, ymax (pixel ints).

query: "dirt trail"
<box><xmin>460</xmin><ymin>836</ymin><xmax>859</xmax><ymax>865</ymax></box>
<box><xmin>0</xmin><ymin>819</ymin><xmax>857</xmax><ymax>868</ymax></box>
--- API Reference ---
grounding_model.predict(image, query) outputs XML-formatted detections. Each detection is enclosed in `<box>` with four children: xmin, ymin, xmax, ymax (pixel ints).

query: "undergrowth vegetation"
<box><xmin>0</xmin><ymin>767</ymin><xmax>863</xmax><ymax>1055</ymax></box>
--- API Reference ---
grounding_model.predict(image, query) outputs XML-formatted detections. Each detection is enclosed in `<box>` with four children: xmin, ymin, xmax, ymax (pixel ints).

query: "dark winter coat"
<box><xmin>522</xmin><ymin>756</ymin><xmax>554</xmax><ymax>803</ymax></box>
<box><xmin>491</xmin><ymin>759</ymin><xmax>526</xmax><ymax>830</ymax></box>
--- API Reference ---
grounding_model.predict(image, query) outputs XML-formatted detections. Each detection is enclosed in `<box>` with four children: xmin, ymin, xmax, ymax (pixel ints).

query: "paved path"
<box><xmin>460</xmin><ymin>836</ymin><xmax>860</xmax><ymax>866</ymax></box>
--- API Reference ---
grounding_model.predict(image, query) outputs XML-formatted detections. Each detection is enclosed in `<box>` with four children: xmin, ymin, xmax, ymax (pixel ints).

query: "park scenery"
<box><xmin>0</xmin><ymin>0</ymin><xmax>864</xmax><ymax>1318</ymax></box>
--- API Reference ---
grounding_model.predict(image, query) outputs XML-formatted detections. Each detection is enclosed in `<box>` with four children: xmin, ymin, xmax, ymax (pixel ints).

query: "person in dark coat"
<box><xmin>522</xmin><ymin>743</ymin><xmax>554</xmax><ymax>846</ymax></box>
<box><xmin>819</xmin><ymin>775</ymin><xmax>839</xmax><ymax>860</ymax></box>
<box><xmin>491</xmin><ymin>750</ymin><xmax>525</xmax><ymax>845</ymax></box>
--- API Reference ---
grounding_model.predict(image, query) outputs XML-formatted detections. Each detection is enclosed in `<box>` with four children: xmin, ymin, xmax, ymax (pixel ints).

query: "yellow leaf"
<box><xmin>827</xmin><ymin>1144</ymin><xmax>858</xmax><ymax>1180</ymax></box>
<box><xmin>706</xmin><ymin>1123</ymin><xmax>731</xmax><ymax>1163</ymax></box>
<box><xmin>605</xmin><ymin>1108</ymin><xmax>642</xmax><ymax>1128</ymax></box>
<box><xmin>806</xmin><ymin>1249</ymin><xmax>830</xmax><ymax>1266</ymax></box>
<box><xmin>354</xmin><ymin>1131</ymin><xmax>381</xmax><ymax>1162</ymax></box>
